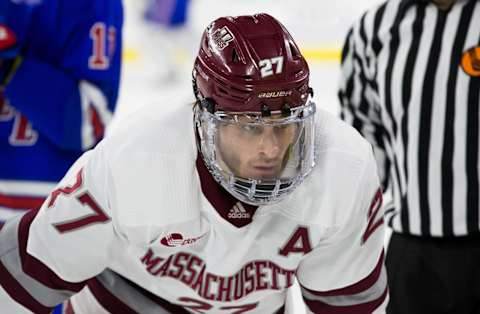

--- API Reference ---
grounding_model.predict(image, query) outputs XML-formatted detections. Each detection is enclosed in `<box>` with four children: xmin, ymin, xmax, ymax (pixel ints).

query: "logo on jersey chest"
<box><xmin>227</xmin><ymin>202</ymin><xmax>250</xmax><ymax>219</ymax></box>
<box><xmin>140</xmin><ymin>250</ymin><xmax>295</xmax><ymax>302</ymax></box>
<box><xmin>160</xmin><ymin>232</ymin><xmax>207</xmax><ymax>247</ymax></box>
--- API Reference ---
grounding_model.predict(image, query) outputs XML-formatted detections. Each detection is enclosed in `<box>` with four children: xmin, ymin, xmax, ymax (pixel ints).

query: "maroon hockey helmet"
<box><xmin>192</xmin><ymin>13</ymin><xmax>312</xmax><ymax>113</ymax></box>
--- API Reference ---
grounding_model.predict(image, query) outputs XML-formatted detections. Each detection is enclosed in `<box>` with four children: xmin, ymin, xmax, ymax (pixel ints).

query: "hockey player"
<box><xmin>0</xmin><ymin>0</ymin><xmax>123</xmax><ymax>223</ymax></box>
<box><xmin>0</xmin><ymin>14</ymin><xmax>388</xmax><ymax>313</ymax></box>
<box><xmin>0</xmin><ymin>1</ymin><xmax>123</xmax><ymax>312</ymax></box>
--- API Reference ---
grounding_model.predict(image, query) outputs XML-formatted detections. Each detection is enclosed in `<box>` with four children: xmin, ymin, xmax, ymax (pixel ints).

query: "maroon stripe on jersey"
<box><xmin>89</xmin><ymin>105</ymin><xmax>105</xmax><ymax>141</ymax></box>
<box><xmin>0</xmin><ymin>192</ymin><xmax>44</xmax><ymax>210</ymax></box>
<box><xmin>18</xmin><ymin>210</ymin><xmax>86</xmax><ymax>292</ymax></box>
<box><xmin>65</xmin><ymin>300</ymin><xmax>75</xmax><ymax>314</ymax></box>
<box><xmin>302</xmin><ymin>251</ymin><xmax>385</xmax><ymax>297</ymax></box>
<box><xmin>0</xmin><ymin>260</ymin><xmax>53</xmax><ymax>314</ymax></box>
<box><xmin>302</xmin><ymin>287</ymin><xmax>388</xmax><ymax>314</ymax></box>
<box><xmin>87</xmin><ymin>278</ymin><xmax>138</xmax><ymax>313</ymax></box>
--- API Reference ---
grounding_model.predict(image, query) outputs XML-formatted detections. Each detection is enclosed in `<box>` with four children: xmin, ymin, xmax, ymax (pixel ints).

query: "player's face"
<box><xmin>217</xmin><ymin>115</ymin><xmax>298</xmax><ymax>180</ymax></box>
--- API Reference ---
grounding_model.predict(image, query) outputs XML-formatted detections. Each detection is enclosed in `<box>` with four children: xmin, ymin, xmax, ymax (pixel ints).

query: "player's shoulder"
<box><xmin>97</xmin><ymin>104</ymin><xmax>201</xmax><ymax>234</ymax></box>
<box><xmin>313</xmin><ymin>109</ymin><xmax>376</xmax><ymax>186</ymax></box>
<box><xmin>315</xmin><ymin>108</ymin><xmax>373</xmax><ymax>162</ymax></box>
<box><xmin>276</xmin><ymin>109</ymin><xmax>376</xmax><ymax>227</ymax></box>
<box><xmin>104</xmin><ymin>103</ymin><xmax>195</xmax><ymax>157</ymax></box>
<box><xmin>102</xmin><ymin>101</ymin><xmax>197</xmax><ymax>176</ymax></box>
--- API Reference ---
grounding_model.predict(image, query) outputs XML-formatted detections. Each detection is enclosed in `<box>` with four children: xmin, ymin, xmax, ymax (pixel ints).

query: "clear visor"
<box><xmin>196</xmin><ymin>101</ymin><xmax>316</xmax><ymax>205</ymax></box>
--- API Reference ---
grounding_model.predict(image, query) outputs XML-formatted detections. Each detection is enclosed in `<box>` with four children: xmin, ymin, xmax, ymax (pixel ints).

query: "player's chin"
<box><xmin>246</xmin><ymin>167</ymin><xmax>281</xmax><ymax>180</ymax></box>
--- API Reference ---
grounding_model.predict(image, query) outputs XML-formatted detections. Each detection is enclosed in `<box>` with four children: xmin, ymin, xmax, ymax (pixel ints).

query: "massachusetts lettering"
<box><xmin>141</xmin><ymin>249</ymin><xmax>295</xmax><ymax>302</ymax></box>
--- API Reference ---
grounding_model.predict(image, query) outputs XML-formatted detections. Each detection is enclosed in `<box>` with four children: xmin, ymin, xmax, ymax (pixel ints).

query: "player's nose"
<box><xmin>257</xmin><ymin>127</ymin><xmax>281</xmax><ymax>158</ymax></box>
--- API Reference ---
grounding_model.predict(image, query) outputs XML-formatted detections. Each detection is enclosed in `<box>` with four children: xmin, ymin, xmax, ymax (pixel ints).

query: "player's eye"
<box><xmin>241</xmin><ymin>124</ymin><xmax>263</xmax><ymax>135</ymax></box>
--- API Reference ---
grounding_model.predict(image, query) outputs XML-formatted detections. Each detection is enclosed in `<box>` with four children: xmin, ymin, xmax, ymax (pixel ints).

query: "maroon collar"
<box><xmin>196</xmin><ymin>155</ymin><xmax>258</xmax><ymax>228</ymax></box>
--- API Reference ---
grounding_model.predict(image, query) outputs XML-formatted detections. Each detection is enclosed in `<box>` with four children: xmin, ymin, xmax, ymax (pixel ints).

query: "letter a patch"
<box><xmin>279</xmin><ymin>226</ymin><xmax>312</xmax><ymax>257</ymax></box>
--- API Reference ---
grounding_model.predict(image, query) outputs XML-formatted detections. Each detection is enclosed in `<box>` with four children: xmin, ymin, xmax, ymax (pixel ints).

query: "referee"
<box><xmin>339</xmin><ymin>0</ymin><xmax>480</xmax><ymax>313</ymax></box>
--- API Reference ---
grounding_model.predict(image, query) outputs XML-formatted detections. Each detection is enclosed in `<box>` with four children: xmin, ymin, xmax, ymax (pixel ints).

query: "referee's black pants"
<box><xmin>386</xmin><ymin>232</ymin><xmax>480</xmax><ymax>314</ymax></box>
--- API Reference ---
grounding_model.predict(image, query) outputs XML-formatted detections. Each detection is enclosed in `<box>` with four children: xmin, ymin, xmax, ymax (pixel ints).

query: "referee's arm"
<box><xmin>338</xmin><ymin>21</ymin><xmax>390</xmax><ymax>189</ymax></box>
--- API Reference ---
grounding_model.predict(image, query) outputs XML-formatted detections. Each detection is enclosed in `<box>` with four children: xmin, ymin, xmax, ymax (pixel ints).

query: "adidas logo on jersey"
<box><xmin>228</xmin><ymin>202</ymin><xmax>250</xmax><ymax>219</ymax></box>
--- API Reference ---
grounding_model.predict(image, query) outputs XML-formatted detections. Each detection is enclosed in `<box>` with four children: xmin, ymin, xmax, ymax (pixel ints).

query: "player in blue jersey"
<box><xmin>0</xmin><ymin>0</ymin><xmax>123</xmax><ymax>221</ymax></box>
<box><xmin>0</xmin><ymin>1</ymin><xmax>123</xmax><ymax>311</ymax></box>
<box><xmin>0</xmin><ymin>0</ymin><xmax>123</xmax><ymax>312</ymax></box>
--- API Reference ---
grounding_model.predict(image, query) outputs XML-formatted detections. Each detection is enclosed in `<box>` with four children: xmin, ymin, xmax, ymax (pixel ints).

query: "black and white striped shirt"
<box><xmin>339</xmin><ymin>0</ymin><xmax>480</xmax><ymax>237</ymax></box>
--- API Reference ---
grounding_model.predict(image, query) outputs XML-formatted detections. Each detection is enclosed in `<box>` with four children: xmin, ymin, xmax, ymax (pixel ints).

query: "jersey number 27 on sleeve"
<box><xmin>48</xmin><ymin>168</ymin><xmax>110</xmax><ymax>233</ymax></box>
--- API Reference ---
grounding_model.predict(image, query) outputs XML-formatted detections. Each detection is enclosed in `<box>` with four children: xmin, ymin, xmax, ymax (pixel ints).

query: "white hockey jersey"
<box><xmin>0</xmin><ymin>103</ymin><xmax>388</xmax><ymax>313</ymax></box>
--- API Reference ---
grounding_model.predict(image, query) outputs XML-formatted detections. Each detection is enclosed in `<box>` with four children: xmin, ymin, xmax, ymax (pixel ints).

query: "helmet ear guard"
<box><xmin>199</xmin><ymin>98</ymin><xmax>215</xmax><ymax>114</ymax></box>
<box><xmin>192</xmin><ymin>71</ymin><xmax>215</xmax><ymax>114</ymax></box>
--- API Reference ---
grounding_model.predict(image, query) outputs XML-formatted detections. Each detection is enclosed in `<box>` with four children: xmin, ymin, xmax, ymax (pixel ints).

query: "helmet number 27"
<box><xmin>258</xmin><ymin>56</ymin><xmax>284</xmax><ymax>78</ymax></box>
